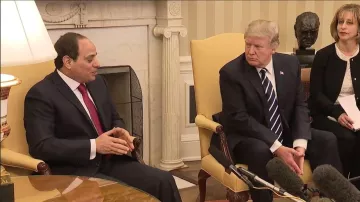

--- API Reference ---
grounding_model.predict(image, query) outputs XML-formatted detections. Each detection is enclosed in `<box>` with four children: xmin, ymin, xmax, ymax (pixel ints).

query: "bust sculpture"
<box><xmin>294</xmin><ymin>12</ymin><xmax>320</xmax><ymax>50</ymax></box>
<box><xmin>293</xmin><ymin>12</ymin><xmax>320</xmax><ymax>68</ymax></box>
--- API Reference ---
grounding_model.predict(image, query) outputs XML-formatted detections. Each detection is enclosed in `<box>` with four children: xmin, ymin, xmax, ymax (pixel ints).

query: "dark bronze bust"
<box><xmin>294</xmin><ymin>12</ymin><xmax>320</xmax><ymax>50</ymax></box>
<box><xmin>293</xmin><ymin>12</ymin><xmax>320</xmax><ymax>68</ymax></box>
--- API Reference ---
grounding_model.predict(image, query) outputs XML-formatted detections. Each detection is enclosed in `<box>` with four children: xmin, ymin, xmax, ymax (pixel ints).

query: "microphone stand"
<box><xmin>227</xmin><ymin>165</ymin><xmax>254</xmax><ymax>189</ymax></box>
<box><xmin>236</xmin><ymin>167</ymin><xmax>306</xmax><ymax>202</ymax></box>
<box><xmin>349</xmin><ymin>176</ymin><xmax>360</xmax><ymax>183</ymax></box>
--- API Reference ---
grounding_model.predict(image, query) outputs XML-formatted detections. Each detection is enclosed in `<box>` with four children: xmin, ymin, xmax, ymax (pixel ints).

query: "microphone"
<box><xmin>208</xmin><ymin>146</ymin><xmax>254</xmax><ymax>188</ymax></box>
<box><xmin>312</xmin><ymin>164</ymin><xmax>360</xmax><ymax>202</ymax></box>
<box><xmin>208</xmin><ymin>146</ymin><xmax>306</xmax><ymax>202</ymax></box>
<box><xmin>266</xmin><ymin>157</ymin><xmax>309</xmax><ymax>201</ymax></box>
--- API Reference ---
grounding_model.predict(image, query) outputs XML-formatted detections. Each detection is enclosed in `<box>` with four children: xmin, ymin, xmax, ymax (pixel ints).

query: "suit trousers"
<box><xmin>312</xmin><ymin>116</ymin><xmax>360</xmax><ymax>190</ymax></box>
<box><xmin>233</xmin><ymin>128</ymin><xmax>343</xmax><ymax>202</ymax></box>
<box><xmin>94</xmin><ymin>155</ymin><xmax>182</xmax><ymax>202</ymax></box>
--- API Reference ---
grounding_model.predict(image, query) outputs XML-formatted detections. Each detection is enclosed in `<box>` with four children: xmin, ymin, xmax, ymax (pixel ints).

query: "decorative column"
<box><xmin>154</xmin><ymin>1</ymin><xmax>187</xmax><ymax>171</ymax></box>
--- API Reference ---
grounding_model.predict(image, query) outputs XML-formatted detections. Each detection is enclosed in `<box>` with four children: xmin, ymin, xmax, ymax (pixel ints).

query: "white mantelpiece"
<box><xmin>36</xmin><ymin>0</ymin><xmax>188</xmax><ymax>169</ymax></box>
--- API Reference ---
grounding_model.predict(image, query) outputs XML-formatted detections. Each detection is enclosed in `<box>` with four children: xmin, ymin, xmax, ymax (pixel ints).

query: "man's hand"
<box><xmin>274</xmin><ymin>146</ymin><xmax>304</xmax><ymax>175</ymax></box>
<box><xmin>112</xmin><ymin>127</ymin><xmax>135</xmax><ymax>152</ymax></box>
<box><xmin>95</xmin><ymin>128</ymin><xmax>129</xmax><ymax>155</ymax></box>
<box><xmin>294</xmin><ymin>147</ymin><xmax>305</xmax><ymax>175</ymax></box>
<box><xmin>338</xmin><ymin>113</ymin><xmax>354</xmax><ymax>130</ymax></box>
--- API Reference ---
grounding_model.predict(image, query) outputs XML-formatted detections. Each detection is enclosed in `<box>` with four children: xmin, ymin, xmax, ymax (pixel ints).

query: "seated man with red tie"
<box><xmin>24</xmin><ymin>32</ymin><xmax>181</xmax><ymax>202</ymax></box>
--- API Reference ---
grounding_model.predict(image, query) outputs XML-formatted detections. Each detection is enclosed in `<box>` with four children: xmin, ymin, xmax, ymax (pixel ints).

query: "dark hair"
<box><xmin>54</xmin><ymin>32</ymin><xmax>87</xmax><ymax>69</ymax></box>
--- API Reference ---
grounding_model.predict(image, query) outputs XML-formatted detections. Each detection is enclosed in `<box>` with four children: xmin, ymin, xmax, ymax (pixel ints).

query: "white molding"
<box><xmin>184</xmin><ymin>81</ymin><xmax>196</xmax><ymax>128</ymax></box>
<box><xmin>180</xmin><ymin>55</ymin><xmax>195</xmax><ymax>128</ymax></box>
<box><xmin>180</xmin><ymin>56</ymin><xmax>192</xmax><ymax>64</ymax></box>
<box><xmin>179</xmin><ymin>55</ymin><xmax>199</xmax><ymax>160</ymax></box>
<box><xmin>180</xmin><ymin>134</ymin><xmax>201</xmax><ymax>161</ymax></box>
<box><xmin>181</xmin><ymin>133</ymin><xmax>199</xmax><ymax>142</ymax></box>
<box><xmin>36</xmin><ymin>1</ymin><xmax>157</xmax><ymax>29</ymax></box>
<box><xmin>180</xmin><ymin>56</ymin><xmax>192</xmax><ymax>74</ymax></box>
<box><xmin>182</xmin><ymin>156</ymin><xmax>201</xmax><ymax>161</ymax></box>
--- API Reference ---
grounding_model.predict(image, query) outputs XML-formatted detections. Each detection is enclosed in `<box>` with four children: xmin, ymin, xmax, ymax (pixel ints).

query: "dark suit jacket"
<box><xmin>24</xmin><ymin>71</ymin><xmax>125</xmax><ymax>176</ymax></box>
<box><xmin>216</xmin><ymin>53</ymin><xmax>311</xmax><ymax>152</ymax></box>
<box><xmin>309</xmin><ymin>43</ymin><xmax>360</xmax><ymax>120</ymax></box>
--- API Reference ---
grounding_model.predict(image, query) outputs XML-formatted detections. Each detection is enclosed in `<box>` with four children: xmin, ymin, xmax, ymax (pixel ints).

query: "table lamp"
<box><xmin>0</xmin><ymin>0</ymin><xmax>57</xmax><ymax>200</ymax></box>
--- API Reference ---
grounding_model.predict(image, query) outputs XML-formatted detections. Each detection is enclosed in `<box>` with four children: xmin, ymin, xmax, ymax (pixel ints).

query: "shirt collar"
<box><xmin>57</xmin><ymin>69</ymin><xmax>81</xmax><ymax>91</ymax></box>
<box><xmin>256</xmin><ymin>57</ymin><xmax>274</xmax><ymax>74</ymax></box>
<box><xmin>335</xmin><ymin>43</ymin><xmax>359</xmax><ymax>61</ymax></box>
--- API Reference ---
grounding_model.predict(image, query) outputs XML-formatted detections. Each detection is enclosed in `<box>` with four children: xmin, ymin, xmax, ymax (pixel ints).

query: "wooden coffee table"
<box><xmin>11</xmin><ymin>175</ymin><xmax>159</xmax><ymax>202</ymax></box>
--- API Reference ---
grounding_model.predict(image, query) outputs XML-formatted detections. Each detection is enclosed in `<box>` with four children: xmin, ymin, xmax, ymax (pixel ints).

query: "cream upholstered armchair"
<box><xmin>1</xmin><ymin>61</ymin><xmax>54</xmax><ymax>176</ymax></box>
<box><xmin>190</xmin><ymin>33</ymin><xmax>313</xmax><ymax>202</ymax></box>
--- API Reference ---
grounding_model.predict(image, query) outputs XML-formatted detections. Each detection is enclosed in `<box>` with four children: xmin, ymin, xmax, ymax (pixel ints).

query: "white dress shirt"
<box><xmin>335</xmin><ymin>43</ymin><xmax>359</xmax><ymax>104</ymax></box>
<box><xmin>57</xmin><ymin>70</ymin><xmax>97</xmax><ymax>160</ymax></box>
<box><xmin>255</xmin><ymin>57</ymin><xmax>308</xmax><ymax>153</ymax></box>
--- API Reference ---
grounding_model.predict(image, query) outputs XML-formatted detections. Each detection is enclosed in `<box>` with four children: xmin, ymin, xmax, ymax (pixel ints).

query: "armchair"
<box><xmin>1</xmin><ymin>61</ymin><xmax>54</xmax><ymax>176</ymax></box>
<box><xmin>190</xmin><ymin>33</ymin><xmax>313</xmax><ymax>202</ymax></box>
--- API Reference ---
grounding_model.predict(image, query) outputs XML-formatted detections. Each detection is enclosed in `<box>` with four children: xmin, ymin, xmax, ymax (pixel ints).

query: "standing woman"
<box><xmin>309</xmin><ymin>3</ymin><xmax>360</xmax><ymax>189</ymax></box>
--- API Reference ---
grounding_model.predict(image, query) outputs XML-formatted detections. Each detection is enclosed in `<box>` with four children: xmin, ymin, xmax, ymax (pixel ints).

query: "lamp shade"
<box><xmin>1</xmin><ymin>0</ymin><xmax>57</xmax><ymax>67</ymax></box>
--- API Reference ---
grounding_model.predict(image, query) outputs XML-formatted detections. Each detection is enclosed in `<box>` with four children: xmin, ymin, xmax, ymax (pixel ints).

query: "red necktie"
<box><xmin>78</xmin><ymin>84</ymin><xmax>104</xmax><ymax>135</ymax></box>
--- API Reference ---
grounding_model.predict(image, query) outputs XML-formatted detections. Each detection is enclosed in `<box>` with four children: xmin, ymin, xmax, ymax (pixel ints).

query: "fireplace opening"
<box><xmin>98</xmin><ymin>65</ymin><xmax>143</xmax><ymax>156</ymax></box>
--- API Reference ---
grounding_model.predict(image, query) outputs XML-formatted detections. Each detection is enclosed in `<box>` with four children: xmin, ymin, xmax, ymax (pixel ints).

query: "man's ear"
<box><xmin>62</xmin><ymin>56</ymin><xmax>72</xmax><ymax>70</ymax></box>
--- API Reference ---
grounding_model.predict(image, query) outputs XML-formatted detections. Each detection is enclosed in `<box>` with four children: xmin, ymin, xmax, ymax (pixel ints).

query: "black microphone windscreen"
<box><xmin>266</xmin><ymin>157</ymin><xmax>306</xmax><ymax>199</ymax></box>
<box><xmin>208</xmin><ymin>146</ymin><xmax>231</xmax><ymax>168</ymax></box>
<box><xmin>313</xmin><ymin>164</ymin><xmax>360</xmax><ymax>202</ymax></box>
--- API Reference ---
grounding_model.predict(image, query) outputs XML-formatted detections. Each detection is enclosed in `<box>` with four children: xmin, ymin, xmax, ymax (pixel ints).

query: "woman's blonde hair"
<box><xmin>330</xmin><ymin>4</ymin><xmax>360</xmax><ymax>43</ymax></box>
<box><xmin>244</xmin><ymin>19</ymin><xmax>280</xmax><ymax>49</ymax></box>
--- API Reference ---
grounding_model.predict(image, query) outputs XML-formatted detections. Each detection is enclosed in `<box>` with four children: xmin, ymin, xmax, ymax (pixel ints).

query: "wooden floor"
<box><xmin>172</xmin><ymin>161</ymin><xmax>228</xmax><ymax>202</ymax></box>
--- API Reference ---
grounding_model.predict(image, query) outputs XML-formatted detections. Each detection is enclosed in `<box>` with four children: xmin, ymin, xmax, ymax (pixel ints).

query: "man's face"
<box><xmin>296</xmin><ymin>20</ymin><xmax>319</xmax><ymax>49</ymax></box>
<box><xmin>245</xmin><ymin>36</ymin><xmax>274</xmax><ymax>68</ymax></box>
<box><xmin>69</xmin><ymin>38</ymin><xmax>100</xmax><ymax>83</ymax></box>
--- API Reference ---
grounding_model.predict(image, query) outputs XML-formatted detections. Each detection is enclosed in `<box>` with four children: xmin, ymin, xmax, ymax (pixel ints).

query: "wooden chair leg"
<box><xmin>198</xmin><ymin>169</ymin><xmax>210</xmax><ymax>202</ymax></box>
<box><xmin>226</xmin><ymin>189</ymin><xmax>249</xmax><ymax>202</ymax></box>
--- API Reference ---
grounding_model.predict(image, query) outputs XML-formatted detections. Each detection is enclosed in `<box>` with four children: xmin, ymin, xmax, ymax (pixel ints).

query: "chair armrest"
<box><xmin>195</xmin><ymin>114</ymin><xmax>222</xmax><ymax>133</ymax></box>
<box><xmin>195</xmin><ymin>114</ymin><xmax>234</xmax><ymax>164</ymax></box>
<box><xmin>131</xmin><ymin>137</ymin><xmax>145</xmax><ymax>164</ymax></box>
<box><xmin>0</xmin><ymin>148</ymin><xmax>51</xmax><ymax>175</ymax></box>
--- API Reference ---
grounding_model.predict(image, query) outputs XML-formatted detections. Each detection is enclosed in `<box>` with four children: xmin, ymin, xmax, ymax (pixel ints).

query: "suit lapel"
<box><xmin>50</xmin><ymin>71</ymin><xmax>97</xmax><ymax>136</ymax></box>
<box><xmin>272</xmin><ymin>54</ymin><xmax>285</xmax><ymax>107</ymax></box>
<box><xmin>244</xmin><ymin>61</ymin><xmax>269</xmax><ymax>125</ymax></box>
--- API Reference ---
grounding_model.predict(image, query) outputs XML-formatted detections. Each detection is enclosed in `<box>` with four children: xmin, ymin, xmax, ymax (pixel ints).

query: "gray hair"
<box><xmin>244</xmin><ymin>19</ymin><xmax>280</xmax><ymax>49</ymax></box>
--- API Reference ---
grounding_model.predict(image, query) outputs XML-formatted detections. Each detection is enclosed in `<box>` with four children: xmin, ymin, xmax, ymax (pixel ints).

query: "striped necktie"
<box><xmin>259</xmin><ymin>68</ymin><xmax>283</xmax><ymax>142</ymax></box>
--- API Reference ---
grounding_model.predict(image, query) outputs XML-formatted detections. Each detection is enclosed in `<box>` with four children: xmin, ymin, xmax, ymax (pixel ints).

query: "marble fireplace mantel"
<box><xmin>35</xmin><ymin>0</ymin><xmax>188</xmax><ymax>170</ymax></box>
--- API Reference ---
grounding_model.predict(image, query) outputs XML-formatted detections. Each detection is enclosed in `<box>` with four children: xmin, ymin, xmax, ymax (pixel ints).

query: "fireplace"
<box><xmin>98</xmin><ymin>66</ymin><xmax>143</xmax><ymax>156</ymax></box>
<box><xmin>38</xmin><ymin>0</ymin><xmax>188</xmax><ymax>168</ymax></box>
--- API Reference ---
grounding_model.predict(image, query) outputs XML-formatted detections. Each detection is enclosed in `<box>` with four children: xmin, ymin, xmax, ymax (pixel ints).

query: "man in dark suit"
<box><xmin>218</xmin><ymin>20</ymin><xmax>343</xmax><ymax>202</ymax></box>
<box><xmin>24</xmin><ymin>32</ymin><xmax>181</xmax><ymax>202</ymax></box>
